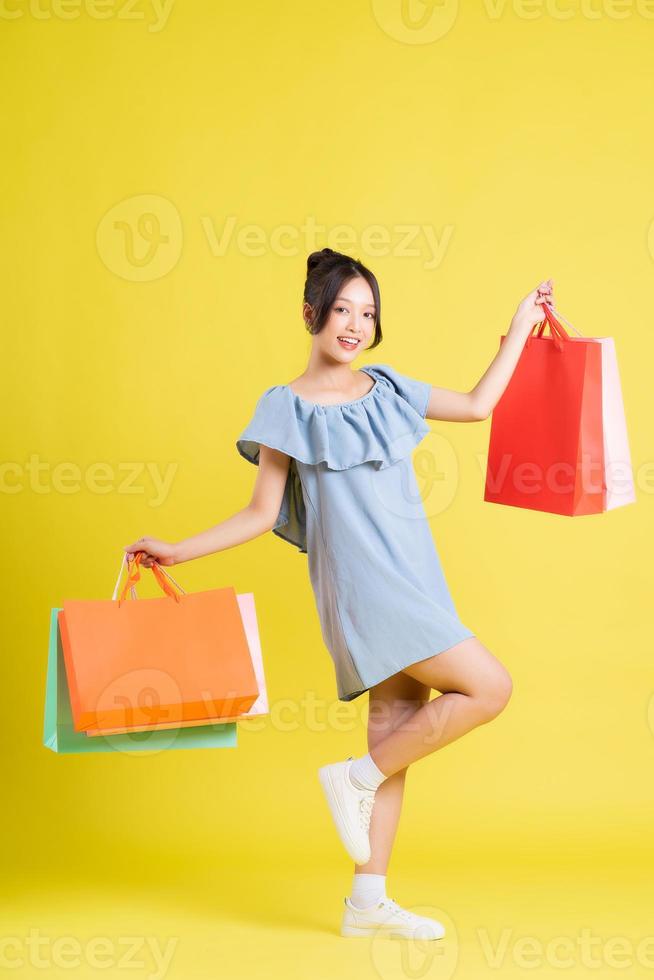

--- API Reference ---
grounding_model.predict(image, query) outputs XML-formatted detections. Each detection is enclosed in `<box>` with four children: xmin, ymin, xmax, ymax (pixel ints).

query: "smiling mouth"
<box><xmin>337</xmin><ymin>336</ymin><xmax>360</xmax><ymax>347</ymax></box>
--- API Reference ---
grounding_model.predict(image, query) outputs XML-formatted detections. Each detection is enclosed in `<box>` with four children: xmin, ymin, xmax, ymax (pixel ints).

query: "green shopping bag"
<box><xmin>43</xmin><ymin>608</ymin><xmax>238</xmax><ymax>754</ymax></box>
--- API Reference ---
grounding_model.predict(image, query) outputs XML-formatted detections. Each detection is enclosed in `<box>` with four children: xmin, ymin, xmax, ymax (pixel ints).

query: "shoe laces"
<box><xmin>380</xmin><ymin>897</ymin><xmax>416</xmax><ymax>922</ymax></box>
<box><xmin>358</xmin><ymin>792</ymin><xmax>375</xmax><ymax>832</ymax></box>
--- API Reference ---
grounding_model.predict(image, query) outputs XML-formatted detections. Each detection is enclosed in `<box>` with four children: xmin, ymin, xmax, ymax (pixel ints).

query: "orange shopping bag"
<box><xmin>85</xmin><ymin>589</ymin><xmax>269</xmax><ymax>736</ymax></box>
<box><xmin>59</xmin><ymin>553</ymin><xmax>259</xmax><ymax>732</ymax></box>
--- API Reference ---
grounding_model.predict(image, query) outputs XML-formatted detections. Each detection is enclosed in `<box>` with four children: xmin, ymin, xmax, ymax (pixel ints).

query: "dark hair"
<box><xmin>302</xmin><ymin>248</ymin><xmax>382</xmax><ymax>350</ymax></box>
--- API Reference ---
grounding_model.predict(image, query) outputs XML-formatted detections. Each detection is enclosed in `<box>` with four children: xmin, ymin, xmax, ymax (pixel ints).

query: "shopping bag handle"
<box><xmin>541</xmin><ymin>302</ymin><xmax>584</xmax><ymax>338</ymax></box>
<box><xmin>113</xmin><ymin>551</ymin><xmax>186</xmax><ymax>607</ymax></box>
<box><xmin>526</xmin><ymin>302</ymin><xmax>584</xmax><ymax>352</ymax></box>
<box><xmin>111</xmin><ymin>552</ymin><xmax>137</xmax><ymax>602</ymax></box>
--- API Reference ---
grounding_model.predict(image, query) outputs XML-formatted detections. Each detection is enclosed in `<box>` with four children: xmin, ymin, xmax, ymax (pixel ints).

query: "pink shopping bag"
<box><xmin>594</xmin><ymin>336</ymin><xmax>636</xmax><ymax>511</ymax></box>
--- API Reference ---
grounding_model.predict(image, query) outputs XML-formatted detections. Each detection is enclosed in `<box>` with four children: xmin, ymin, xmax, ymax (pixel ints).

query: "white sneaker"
<box><xmin>318</xmin><ymin>756</ymin><xmax>375</xmax><ymax>865</ymax></box>
<box><xmin>341</xmin><ymin>895</ymin><xmax>446</xmax><ymax>940</ymax></box>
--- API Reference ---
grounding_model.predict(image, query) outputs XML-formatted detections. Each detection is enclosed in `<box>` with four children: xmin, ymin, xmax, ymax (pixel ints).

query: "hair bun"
<box><xmin>307</xmin><ymin>247</ymin><xmax>336</xmax><ymax>273</ymax></box>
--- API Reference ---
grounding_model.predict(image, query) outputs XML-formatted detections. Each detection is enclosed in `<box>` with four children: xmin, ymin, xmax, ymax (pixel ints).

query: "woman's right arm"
<box><xmin>123</xmin><ymin>445</ymin><xmax>291</xmax><ymax>568</ymax></box>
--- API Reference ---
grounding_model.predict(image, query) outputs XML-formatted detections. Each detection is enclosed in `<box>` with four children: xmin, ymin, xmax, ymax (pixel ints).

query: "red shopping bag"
<box><xmin>59</xmin><ymin>553</ymin><xmax>259</xmax><ymax>732</ymax></box>
<box><xmin>483</xmin><ymin>303</ymin><xmax>606</xmax><ymax>516</ymax></box>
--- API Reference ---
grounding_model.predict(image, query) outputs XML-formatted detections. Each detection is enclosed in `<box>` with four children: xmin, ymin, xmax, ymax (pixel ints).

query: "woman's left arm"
<box><xmin>425</xmin><ymin>279</ymin><xmax>555</xmax><ymax>423</ymax></box>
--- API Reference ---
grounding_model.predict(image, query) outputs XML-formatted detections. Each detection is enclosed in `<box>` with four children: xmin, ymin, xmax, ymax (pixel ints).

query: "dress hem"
<box><xmin>336</xmin><ymin>628</ymin><xmax>477</xmax><ymax>702</ymax></box>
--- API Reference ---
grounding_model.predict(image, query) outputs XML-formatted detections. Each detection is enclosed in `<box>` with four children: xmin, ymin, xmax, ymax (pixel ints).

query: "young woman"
<box><xmin>124</xmin><ymin>248</ymin><xmax>554</xmax><ymax>940</ymax></box>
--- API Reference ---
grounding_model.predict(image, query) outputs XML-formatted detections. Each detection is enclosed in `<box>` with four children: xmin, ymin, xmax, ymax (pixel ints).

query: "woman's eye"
<box><xmin>334</xmin><ymin>307</ymin><xmax>375</xmax><ymax>318</ymax></box>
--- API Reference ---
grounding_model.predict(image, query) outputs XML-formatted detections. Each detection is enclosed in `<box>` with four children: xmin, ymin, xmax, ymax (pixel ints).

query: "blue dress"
<box><xmin>236</xmin><ymin>362</ymin><xmax>475</xmax><ymax>702</ymax></box>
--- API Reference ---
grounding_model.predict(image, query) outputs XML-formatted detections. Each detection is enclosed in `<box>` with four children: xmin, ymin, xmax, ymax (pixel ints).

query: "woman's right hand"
<box><xmin>123</xmin><ymin>537</ymin><xmax>178</xmax><ymax>568</ymax></box>
<box><xmin>511</xmin><ymin>279</ymin><xmax>555</xmax><ymax>330</ymax></box>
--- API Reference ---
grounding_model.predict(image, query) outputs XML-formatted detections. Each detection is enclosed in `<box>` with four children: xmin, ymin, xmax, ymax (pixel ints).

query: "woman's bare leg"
<box><xmin>370</xmin><ymin>636</ymin><xmax>513</xmax><ymax>778</ymax></box>
<box><xmin>354</xmin><ymin>672</ymin><xmax>431</xmax><ymax>875</ymax></box>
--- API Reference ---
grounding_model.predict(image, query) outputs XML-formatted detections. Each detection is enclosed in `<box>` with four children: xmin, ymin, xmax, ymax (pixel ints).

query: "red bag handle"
<box><xmin>526</xmin><ymin>302</ymin><xmax>569</xmax><ymax>352</ymax></box>
<box><xmin>116</xmin><ymin>551</ymin><xmax>184</xmax><ymax>607</ymax></box>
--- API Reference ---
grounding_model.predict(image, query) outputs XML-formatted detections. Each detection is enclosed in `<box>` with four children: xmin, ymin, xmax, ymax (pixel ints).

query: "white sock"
<box><xmin>348</xmin><ymin>752</ymin><xmax>387</xmax><ymax>792</ymax></box>
<box><xmin>350</xmin><ymin>873</ymin><xmax>387</xmax><ymax>908</ymax></box>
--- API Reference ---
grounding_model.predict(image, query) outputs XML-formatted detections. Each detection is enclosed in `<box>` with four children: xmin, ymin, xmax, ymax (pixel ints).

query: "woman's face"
<box><xmin>306</xmin><ymin>276</ymin><xmax>376</xmax><ymax>361</ymax></box>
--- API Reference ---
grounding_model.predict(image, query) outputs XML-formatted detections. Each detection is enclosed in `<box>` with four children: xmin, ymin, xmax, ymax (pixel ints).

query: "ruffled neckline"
<box><xmin>235</xmin><ymin>362</ymin><xmax>431</xmax><ymax>552</ymax></box>
<box><xmin>237</xmin><ymin>363</ymin><xmax>430</xmax><ymax>473</ymax></box>
<box><xmin>285</xmin><ymin>367</ymin><xmax>380</xmax><ymax>411</ymax></box>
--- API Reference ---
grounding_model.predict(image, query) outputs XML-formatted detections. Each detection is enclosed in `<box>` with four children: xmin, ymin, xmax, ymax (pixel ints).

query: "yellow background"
<box><xmin>2</xmin><ymin>1</ymin><xmax>653</xmax><ymax>977</ymax></box>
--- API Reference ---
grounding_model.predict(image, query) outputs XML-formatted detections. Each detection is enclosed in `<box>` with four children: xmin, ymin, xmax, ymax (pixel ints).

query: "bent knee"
<box><xmin>477</xmin><ymin>670</ymin><xmax>513</xmax><ymax>722</ymax></box>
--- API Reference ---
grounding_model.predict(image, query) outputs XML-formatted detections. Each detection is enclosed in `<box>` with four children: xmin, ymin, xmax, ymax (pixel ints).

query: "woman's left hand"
<box><xmin>511</xmin><ymin>279</ymin><xmax>555</xmax><ymax>330</ymax></box>
<box><xmin>123</xmin><ymin>537</ymin><xmax>177</xmax><ymax>568</ymax></box>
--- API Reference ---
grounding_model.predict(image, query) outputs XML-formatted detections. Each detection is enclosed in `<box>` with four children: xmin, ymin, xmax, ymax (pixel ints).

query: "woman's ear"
<box><xmin>302</xmin><ymin>301</ymin><xmax>313</xmax><ymax>325</ymax></box>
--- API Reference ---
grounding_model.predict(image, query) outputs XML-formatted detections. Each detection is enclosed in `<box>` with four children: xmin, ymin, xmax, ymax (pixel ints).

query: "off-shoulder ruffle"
<box><xmin>235</xmin><ymin>363</ymin><xmax>432</xmax><ymax>552</ymax></box>
<box><xmin>236</xmin><ymin>363</ymin><xmax>430</xmax><ymax>472</ymax></box>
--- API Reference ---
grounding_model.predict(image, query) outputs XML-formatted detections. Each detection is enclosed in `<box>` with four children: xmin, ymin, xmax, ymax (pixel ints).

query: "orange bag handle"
<box><xmin>115</xmin><ymin>551</ymin><xmax>185</xmax><ymax>607</ymax></box>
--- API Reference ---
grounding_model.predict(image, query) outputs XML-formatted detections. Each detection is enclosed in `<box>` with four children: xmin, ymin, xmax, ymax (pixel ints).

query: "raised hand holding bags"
<box><xmin>483</xmin><ymin>303</ymin><xmax>635</xmax><ymax>516</ymax></box>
